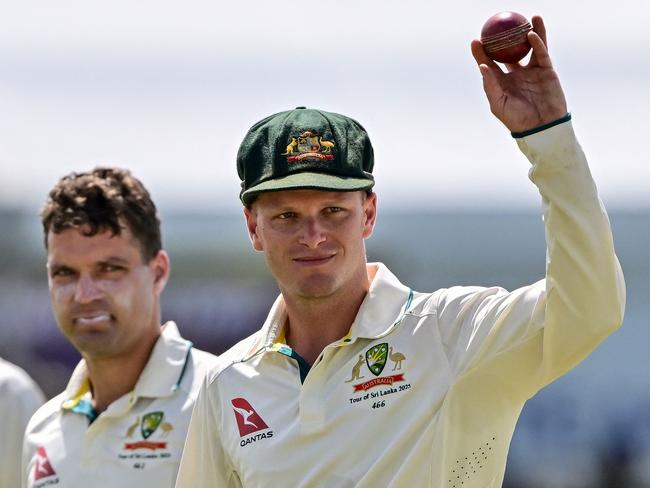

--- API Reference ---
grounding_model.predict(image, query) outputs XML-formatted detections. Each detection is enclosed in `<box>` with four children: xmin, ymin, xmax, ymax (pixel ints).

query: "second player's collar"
<box><xmin>60</xmin><ymin>321</ymin><xmax>193</xmax><ymax>413</ymax></box>
<box><xmin>135</xmin><ymin>321</ymin><xmax>193</xmax><ymax>398</ymax></box>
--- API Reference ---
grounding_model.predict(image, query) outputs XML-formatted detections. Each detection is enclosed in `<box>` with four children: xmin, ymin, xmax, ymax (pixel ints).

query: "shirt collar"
<box><xmin>134</xmin><ymin>321</ymin><xmax>193</xmax><ymax>398</ymax></box>
<box><xmin>61</xmin><ymin>321</ymin><xmax>192</xmax><ymax>410</ymax></box>
<box><xmin>253</xmin><ymin>294</ymin><xmax>287</xmax><ymax>353</ymax></box>
<box><xmin>348</xmin><ymin>263</ymin><xmax>412</xmax><ymax>340</ymax></box>
<box><xmin>249</xmin><ymin>263</ymin><xmax>412</xmax><ymax>356</ymax></box>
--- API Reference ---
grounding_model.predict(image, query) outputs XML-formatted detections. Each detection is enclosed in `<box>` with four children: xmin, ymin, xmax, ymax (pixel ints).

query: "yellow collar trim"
<box><xmin>276</xmin><ymin>327</ymin><xmax>286</xmax><ymax>345</ymax></box>
<box><xmin>268</xmin><ymin>327</ymin><xmax>287</xmax><ymax>353</ymax></box>
<box><xmin>269</xmin><ymin>325</ymin><xmax>354</xmax><ymax>353</ymax></box>
<box><xmin>61</xmin><ymin>378</ymin><xmax>91</xmax><ymax>410</ymax></box>
<box><xmin>338</xmin><ymin>330</ymin><xmax>353</xmax><ymax>344</ymax></box>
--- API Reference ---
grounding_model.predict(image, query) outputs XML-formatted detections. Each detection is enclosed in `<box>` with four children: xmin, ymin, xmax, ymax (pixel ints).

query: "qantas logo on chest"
<box><xmin>231</xmin><ymin>398</ymin><xmax>269</xmax><ymax>436</ymax></box>
<box><xmin>33</xmin><ymin>447</ymin><xmax>58</xmax><ymax>484</ymax></box>
<box><xmin>231</xmin><ymin>397</ymin><xmax>274</xmax><ymax>447</ymax></box>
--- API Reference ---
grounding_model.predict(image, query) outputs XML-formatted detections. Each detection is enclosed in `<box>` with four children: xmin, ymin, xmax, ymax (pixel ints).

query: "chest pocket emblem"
<box><xmin>366</xmin><ymin>343</ymin><xmax>388</xmax><ymax>376</ymax></box>
<box><xmin>142</xmin><ymin>411</ymin><xmax>164</xmax><ymax>439</ymax></box>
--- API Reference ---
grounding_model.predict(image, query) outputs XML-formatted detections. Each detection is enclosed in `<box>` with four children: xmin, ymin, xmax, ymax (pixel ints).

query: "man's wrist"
<box><xmin>511</xmin><ymin>113</ymin><xmax>572</xmax><ymax>139</ymax></box>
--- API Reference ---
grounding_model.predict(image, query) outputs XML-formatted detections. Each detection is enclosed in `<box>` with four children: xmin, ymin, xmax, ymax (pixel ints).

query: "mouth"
<box><xmin>73</xmin><ymin>312</ymin><xmax>112</xmax><ymax>327</ymax></box>
<box><xmin>292</xmin><ymin>254</ymin><xmax>336</xmax><ymax>266</ymax></box>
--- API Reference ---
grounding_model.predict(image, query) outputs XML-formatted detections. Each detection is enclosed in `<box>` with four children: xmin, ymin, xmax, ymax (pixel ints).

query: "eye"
<box><xmin>51</xmin><ymin>267</ymin><xmax>74</xmax><ymax>278</ymax></box>
<box><xmin>277</xmin><ymin>212</ymin><xmax>297</xmax><ymax>220</ymax></box>
<box><xmin>101</xmin><ymin>263</ymin><xmax>125</xmax><ymax>273</ymax></box>
<box><xmin>326</xmin><ymin>206</ymin><xmax>344</xmax><ymax>214</ymax></box>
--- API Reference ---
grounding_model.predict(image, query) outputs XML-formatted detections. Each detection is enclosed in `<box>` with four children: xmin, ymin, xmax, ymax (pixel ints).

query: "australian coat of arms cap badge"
<box><xmin>281</xmin><ymin>130</ymin><xmax>335</xmax><ymax>163</ymax></box>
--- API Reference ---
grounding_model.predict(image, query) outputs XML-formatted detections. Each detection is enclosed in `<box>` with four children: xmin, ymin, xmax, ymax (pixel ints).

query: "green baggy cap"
<box><xmin>237</xmin><ymin>107</ymin><xmax>375</xmax><ymax>204</ymax></box>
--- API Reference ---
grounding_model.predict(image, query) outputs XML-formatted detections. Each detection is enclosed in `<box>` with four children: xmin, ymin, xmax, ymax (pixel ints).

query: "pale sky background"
<box><xmin>1</xmin><ymin>0</ymin><xmax>648</xmax><ymax>214</ymax></box>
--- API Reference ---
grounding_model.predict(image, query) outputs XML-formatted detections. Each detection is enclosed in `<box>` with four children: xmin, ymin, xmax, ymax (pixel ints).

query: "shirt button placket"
<box><xmin>298</xmin><ymin>364</ymin><xmax>327</xmax><ymax>429</ymax></box>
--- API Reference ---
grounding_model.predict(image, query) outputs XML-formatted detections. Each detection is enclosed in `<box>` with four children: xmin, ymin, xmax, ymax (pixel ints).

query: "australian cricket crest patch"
<box><xmin>366</xmin><ymin>343</ymin><xmax>388</xmax><ymax>376</ymax></box>
<box><xmin>281</xmin><ymin>130</ymin><xmax>335</xmax><ymax>162</ymax></box>
<box><xmin>118</xmin><ymin>411</ymin><xmax>175</xmax><ymax>468</ymax></box>
<box><xmin>346</xmin><ymin>343</ymin><xmax>411</xmax><ymax>409</ymax></box>
<box><xmin>141</xmin><ymin>411</ymin><xmax>164</xmax><ymax>439</ymax></box>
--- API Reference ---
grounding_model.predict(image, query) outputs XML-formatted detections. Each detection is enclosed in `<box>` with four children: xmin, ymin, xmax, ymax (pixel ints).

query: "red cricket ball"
<box><xmin>480</xmin><ymin>12</ymin><xmax>532</xmax><ymax>64</ymax></box>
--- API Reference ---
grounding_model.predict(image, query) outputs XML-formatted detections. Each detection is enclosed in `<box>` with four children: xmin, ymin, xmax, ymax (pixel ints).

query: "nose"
<box><xmin>74</xmin><ymin>274</ymin><xmax>103</xmax><ymax>303</ymax></box>
<box><xmin>298</xmin><ymin>217</ymin><xmax>327</xmax><ymax>248</ymax></box>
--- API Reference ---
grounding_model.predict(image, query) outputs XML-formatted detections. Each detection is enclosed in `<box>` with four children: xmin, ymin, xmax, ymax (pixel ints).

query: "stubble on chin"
<box><xmin>289</xmin><ymin>273</ymin><xmax>340</xmax><ymax>300</ymax></box>
<box><xmin>60</xmin><ymin>316</ymin><xmax>119</xmax><ymax>359</ymax></box>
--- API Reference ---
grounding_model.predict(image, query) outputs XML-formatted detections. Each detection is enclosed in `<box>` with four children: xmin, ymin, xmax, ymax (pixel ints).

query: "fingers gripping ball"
<box><xmin>480</xmin><ymin>12</ymin><xmax>532</xmax><ymax>64</ymax></box>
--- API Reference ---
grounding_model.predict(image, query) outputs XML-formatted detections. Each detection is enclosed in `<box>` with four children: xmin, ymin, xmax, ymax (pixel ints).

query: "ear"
<box><xmin>151</xmin><ymin>250</ymin><xmax>170</xmax><ymax>294</ymax></box>
<box><xmin>243</xmin><ymin>206</ymin><xmax>264</xmax><ymax>252</ymax></box>
<box><xmin>362</xmin><ymin>192</ymin><xmax>378</xmax><ymax>239</ymax></box>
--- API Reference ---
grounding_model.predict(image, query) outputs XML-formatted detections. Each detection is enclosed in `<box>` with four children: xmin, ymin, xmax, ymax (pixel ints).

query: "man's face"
<box><xmin>46</xmin><ymin>224</ymin><xmax>169</xmax><ymax>360</ymax></box>
<box><xmin>244</xmin><ymin>190</ymin><xmax>377</xmax><ymax>300</ymax></box>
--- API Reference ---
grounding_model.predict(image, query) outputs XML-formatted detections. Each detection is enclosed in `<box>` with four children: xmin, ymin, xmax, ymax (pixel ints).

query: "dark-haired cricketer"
<box><xmin>177</xmin><ymin>16</ymin><xmax>625</xmax><ymax>487</ymax></box>
<box><xmin>23</xmin><ymin>168</ymin><xmax>217</xmax><ymax>488</ymax></box>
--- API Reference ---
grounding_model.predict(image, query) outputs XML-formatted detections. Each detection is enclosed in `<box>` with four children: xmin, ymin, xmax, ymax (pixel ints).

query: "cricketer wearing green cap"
<box><xmin>177</xmin><ymin>16</ymin><xmax>625</xmax><ymax>488</ymax></box>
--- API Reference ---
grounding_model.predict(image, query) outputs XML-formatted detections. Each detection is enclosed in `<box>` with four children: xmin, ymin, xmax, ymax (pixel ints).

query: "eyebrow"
<box><xmin>47</xmin><ymin>262</ymin><xmax>73</xmax><ymax>273</ymax></box>
<box><xmin>48</xmin><ymin>256</ymin><xmax>131</xmax><ymax>270</ymax></box>
<box><xmin>101</xmin><ymin>256</ymin><xmax>130</xmax><ymax>265</ymax></box>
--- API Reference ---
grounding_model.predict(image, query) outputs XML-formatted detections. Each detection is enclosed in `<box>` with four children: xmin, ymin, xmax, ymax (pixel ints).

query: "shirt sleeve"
<box><xmin>175</xmin><ymin>373</ymin><xmax>241</xmax><ymax>488</ymax></box>
<box><xmin>436</xmin><ymin>120</ymin><xmax>625</xmax><ymax>399</ymax></box>
<box><xmin>0</xmin><ymin>369</ymin><xmax>45</xmax><ymax>488</ymax></box>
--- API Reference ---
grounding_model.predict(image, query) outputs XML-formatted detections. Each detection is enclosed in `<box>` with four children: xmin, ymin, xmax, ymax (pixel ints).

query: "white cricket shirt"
<box><xmin>23</xmin><ymin>322</ymin><xmax>217</xmax><ymax>488</ymax></box>
<box><xmin>176</xmin><ymin>121</ymin><xmax>625</xmax><ymax>488</ymax></box>
<box><xmin>0</xmin><ymin>358</ymin><xmax>45</xmax><ymax>488</ymax></box>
